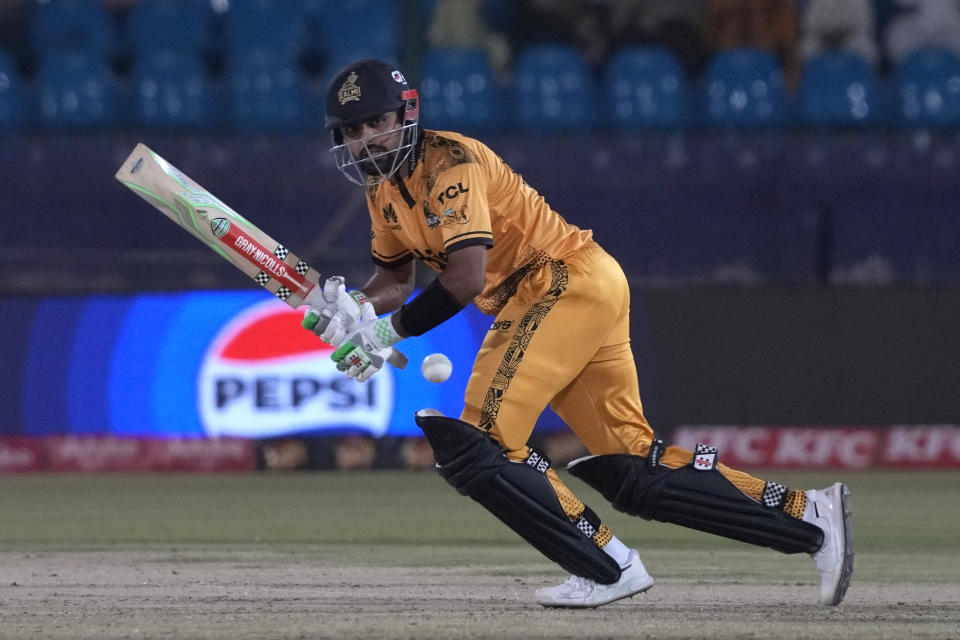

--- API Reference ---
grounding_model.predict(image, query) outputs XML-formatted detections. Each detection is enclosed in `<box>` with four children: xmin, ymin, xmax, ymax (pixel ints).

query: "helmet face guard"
<box><xmin>324</xmin><ymin>59</ymin><xmax>421</xmax><ymax>185</ymax></box>
<box><xmin>330</xmin><ymin>89</ymin><xmax>420</xmax><ymax>185</ymax></box>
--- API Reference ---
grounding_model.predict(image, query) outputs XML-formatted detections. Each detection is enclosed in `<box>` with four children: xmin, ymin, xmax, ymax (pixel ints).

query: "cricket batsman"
<box><xmin>302</xmin><ymin>59</ymin><xmax>854</xmax><ymax>608</ymax></box>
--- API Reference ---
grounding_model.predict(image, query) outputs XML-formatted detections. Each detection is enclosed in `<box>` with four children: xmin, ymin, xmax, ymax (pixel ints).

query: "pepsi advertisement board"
<box><xmin>0</xmin><ymin>291</ymin><xmax>569</xmax><ymax>438</ymax></box>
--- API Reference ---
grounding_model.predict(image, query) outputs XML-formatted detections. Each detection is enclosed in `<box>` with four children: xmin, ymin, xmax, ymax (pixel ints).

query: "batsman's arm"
<box><xmin>361</xmin><ymin>262</ymin><xmax>417</xmax><ymax>316</ymax></box>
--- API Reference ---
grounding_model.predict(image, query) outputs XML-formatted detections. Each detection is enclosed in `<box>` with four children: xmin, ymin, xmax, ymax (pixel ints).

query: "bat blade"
<box><xmin>114</xmin><ymin>143</ymin><xmax>322</xmax><ymax>308</ymax></box>
<box><xmin>115</xmin><ymin>143</ymin><xmax>407</xmax><ymax>370</ymax></box>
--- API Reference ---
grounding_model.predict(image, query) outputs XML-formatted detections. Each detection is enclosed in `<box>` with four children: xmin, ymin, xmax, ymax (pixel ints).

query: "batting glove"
<box><xmin>332</xmin><ymin>316</ymin><xmax>403</xmax><ymax>382</ymax></box>
<box><xmin>302</xmin><ymin>276</ymin><xmax>376</xmax><ymax>347</ymax></box>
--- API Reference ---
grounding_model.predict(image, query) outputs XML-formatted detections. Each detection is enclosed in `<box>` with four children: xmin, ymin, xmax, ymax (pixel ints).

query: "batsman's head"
<box><xmin>325</xmin><ymin>59</ymin><xmax>420</xmax><ymax>185</ymax></box>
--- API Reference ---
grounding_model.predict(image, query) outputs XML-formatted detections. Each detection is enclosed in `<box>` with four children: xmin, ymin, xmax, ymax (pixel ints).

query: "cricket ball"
<box><xmin>421</xmin><ymin>353</ymin><xmax>452</xmax><ymax>383</ymax></box>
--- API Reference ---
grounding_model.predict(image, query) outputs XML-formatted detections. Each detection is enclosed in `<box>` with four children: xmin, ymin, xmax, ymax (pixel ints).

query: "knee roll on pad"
<box><xmin>567</xmin><ymin>443</ymin><xmax>823</xmax><ymax>555</ymax></box>
<box><xmin>414</xmin><ymin>411</ymin><xmax>622</xmax><ymax>584</ymax></box>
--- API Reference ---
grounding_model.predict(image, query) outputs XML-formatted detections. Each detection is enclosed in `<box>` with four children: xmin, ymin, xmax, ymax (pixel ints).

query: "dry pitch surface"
<box><xmin>1</xmin><ymin>471</ymin><xmax>958</xmax><ymax>640</ymax></box>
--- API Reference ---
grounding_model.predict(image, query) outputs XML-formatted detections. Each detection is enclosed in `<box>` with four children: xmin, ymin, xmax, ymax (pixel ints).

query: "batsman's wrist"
<box><xmin>374</xmin><ymin>316</ymin><xmax>403</xmax><ymax>347</ymax></box>
<box><xmin>389</xmin><ymin>312</ymin><xmax>409</xmax><ymax>338</ymax></box>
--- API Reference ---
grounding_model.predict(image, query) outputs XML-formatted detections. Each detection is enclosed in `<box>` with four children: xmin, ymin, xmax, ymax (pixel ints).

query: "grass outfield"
<box><xmin>1</xmin><ymin>470</ymin><xmax>958</xmax><ymax>639</ymax></box>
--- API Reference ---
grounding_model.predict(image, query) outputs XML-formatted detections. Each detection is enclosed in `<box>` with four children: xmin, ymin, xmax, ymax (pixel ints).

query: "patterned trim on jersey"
<box><xmin>365</xmin><ymin>179</ymin><xmax>380</xmax><ymax>202</ymax></box>
<box><xmin>421</xmin><ymin>132</ymin><xmax>477</xmax><ymax>193</ymax></box>
<box><xmin>475</xmin><ymin>247</ymin><xmax>554</xmax><ymax>316</ymax></box>
<box><xmin>478</xmin><ymin>260</ymin><xmax>569</xmax><ymax>432</ymax></box>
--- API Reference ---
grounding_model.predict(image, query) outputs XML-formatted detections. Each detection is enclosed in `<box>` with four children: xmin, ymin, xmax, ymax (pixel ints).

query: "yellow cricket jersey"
<box><xmin>366</xmin><ymin>129</ymin><xmax>593</xmax><ymax>315</ymax></box>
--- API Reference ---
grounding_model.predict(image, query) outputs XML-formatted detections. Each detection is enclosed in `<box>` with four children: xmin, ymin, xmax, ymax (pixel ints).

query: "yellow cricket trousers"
<box><xmin>460</xmin><ymin>240</ymin><xmax>787</xmax><ymax>511</ymax></box>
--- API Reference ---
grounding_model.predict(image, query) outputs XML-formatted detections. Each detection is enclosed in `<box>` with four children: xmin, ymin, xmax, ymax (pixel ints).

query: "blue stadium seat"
<box><xmin>28</xmin><ymin>0</ymin><xmax>117</xmax><ymax>59</ymax></box>
<box><xmin>309</xmin><ymin>0</ymin><xmax>402</xmax><ymax>65</ymax></box>
<box><xmin>420</xmin><ymin>48</ymin><xmax>501</xmax><ymax>132</ymax></box>
<box><xmin>892</xmin><ymin>47</ymin><xmax>960</xmax><ymax>128</ymax></box>
<box><xmin>0</xmin><ymin>49</ymin><xmax>22</xmax><ymax>130</ymax></box>
<box><xmin>225</xmin><ymin>50</ymin><xmax>311</xmax><ymax>131</ymax></box>
<box><xmin>512</xmin><ymin>44</ymin><xmax>596</xmax><ymax>132</ymax></box>
<box><xmin>223</xmin><ymin>0</ymin><xmax>307</xmax><ymax>60</ymax></box>
<box><xmin>702</xmin><ymin>48</ymin><xmax>789</xmax><ymax>128</ymax></box>
<box><xmin>799</xmin><ymin>52</ymin><xmax>881</xmax><ymax>127</ymax></box>
<box><xmin>123</xmin><ymin>0</ymin><xmax>214</xmax><ymax>57</ymax></box>
<box><xmin>129</xmin><ymin>51</ymin><xmax>215</xmax><ymax>130</ymax></box>
<box><xmin>604</xmin><ymin>46</ymin><xmax>691</xmax><ymax>130</ymax></box>
<box><xmin>34</xmin><ymin>52</ymin><xmax>119</xmax><ymax>130</ymax></box>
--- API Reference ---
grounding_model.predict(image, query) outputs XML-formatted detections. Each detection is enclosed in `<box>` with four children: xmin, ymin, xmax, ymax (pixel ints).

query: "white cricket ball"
<box><xmin>421</xmin><ymin>353</ymin><xmax>452</xmax><ymax>383</ymax></box>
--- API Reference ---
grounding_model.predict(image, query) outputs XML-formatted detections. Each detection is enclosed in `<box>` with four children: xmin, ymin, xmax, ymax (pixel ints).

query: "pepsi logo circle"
<box><xmin>198</xmin><ymin>300</ymin><xmax>395</xmax><ymax>438</ymax></box>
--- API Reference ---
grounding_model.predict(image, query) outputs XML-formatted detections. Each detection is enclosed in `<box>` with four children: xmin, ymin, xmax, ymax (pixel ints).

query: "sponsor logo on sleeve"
<box><xmin>436</xmin><ymin>182</ymin><xmax>469</xmax><ymax>204</ymax></box>
<box><xmin>441</xmin><ymin>205</ymin><xmax>469</xmax><ymax>226</ymax></box>
<box><xmin>422</xmin><ymin>201</ymin><xmax>441</xmax><ymax>227</ymax></box>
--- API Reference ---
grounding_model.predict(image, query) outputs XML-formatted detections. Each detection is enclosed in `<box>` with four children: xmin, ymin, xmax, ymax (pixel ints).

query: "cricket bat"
<box><xmin>115</xmin><ymin>142</ymin><xmax>407</xmax><ymax>369</ymax></box>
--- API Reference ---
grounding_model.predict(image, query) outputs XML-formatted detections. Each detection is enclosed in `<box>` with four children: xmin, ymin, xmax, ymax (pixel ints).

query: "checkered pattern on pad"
<box><xmin>274</xmin><ymin>245</ymin><xmax>289</xmax><ymax>259</ymax></box>
<box><xmin>575</xmin><ymin>516</ymin><xmax>596</xmax><ymax>538</ymax></box>
<box><xmin>695</xmin><ymin>443</ymin><xmax>718</xmax><ymax>455</ymax></box>
<box><xmin>525</xmin><ymin>450</ymin><xmax>550</xmax><ymax>474</ymax></box>
<box><xmin>254</xmin><ymin>271</ymin><xmax>270</xmax><ymax>287</ymax></box>
<box><xmin>294</xmin><ymin>260</ymin><xmax>310</xmax><ymax>275</ymax></box>
<box><xmin>762</xmin><ymin>481</ymin><xmax>788</xmax><ymax>509</ymax></box>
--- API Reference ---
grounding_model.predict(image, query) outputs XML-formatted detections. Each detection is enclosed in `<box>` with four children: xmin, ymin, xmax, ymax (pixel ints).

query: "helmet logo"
<box><xmin>337</xmin><ymin>72</ymin><xmax>362</xmax><ymax>105</ymax></box>
<box><xmin>391</xmin><ymin>70</ymin><xmax>405</xmax><ymax>83</ymax></box>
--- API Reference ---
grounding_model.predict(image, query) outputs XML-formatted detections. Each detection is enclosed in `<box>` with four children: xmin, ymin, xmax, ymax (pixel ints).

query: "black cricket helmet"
<box><xmin>325</xmin><ymin>59</ymin><xmax>420</xmax><ymax>185</ymax></box>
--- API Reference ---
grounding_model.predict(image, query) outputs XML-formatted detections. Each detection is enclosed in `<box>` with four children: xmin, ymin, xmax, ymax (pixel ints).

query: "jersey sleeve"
<box><xmin>369</xmin><ymin>200</ymin><xmax>413</xmax><ymax>269</ymax></box>
<box><xmin>429</xmin><ymin>160</ymin><xmax>494</xmax><ymax>253</ymax></box>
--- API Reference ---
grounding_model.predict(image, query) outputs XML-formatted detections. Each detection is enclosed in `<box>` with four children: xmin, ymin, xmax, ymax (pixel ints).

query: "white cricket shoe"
<box><xmin>807</xmin><ymin>482</ymin><xmax>854</xmax><ymax>605</ymax></box>
<box><xmin>535</xmin><ymin>549</ymin><xmax>654</xmax><ymax>609</ymax></box>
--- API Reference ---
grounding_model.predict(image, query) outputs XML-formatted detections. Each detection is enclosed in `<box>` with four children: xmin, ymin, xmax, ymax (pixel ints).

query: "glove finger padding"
<box><xmin>319</xmin><ymin>313</ymin><xmax>349</xmax><ymax>346</ymax></box>
<box><xmin>322</xmin><ymin>276</ymin><xmax>345</xmax><ymax>303</ymax></box>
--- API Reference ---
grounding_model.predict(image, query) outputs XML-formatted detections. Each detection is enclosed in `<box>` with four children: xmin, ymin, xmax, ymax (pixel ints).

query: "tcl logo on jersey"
<box><xmin>437</xmin><ymin>182</ymin><xmax>469</xmax><ymax>204</ymax></box>
<box><xmin>198</xmin><ymin>300</ymin><xmax>394</xmax><ymax>438</ymax></box>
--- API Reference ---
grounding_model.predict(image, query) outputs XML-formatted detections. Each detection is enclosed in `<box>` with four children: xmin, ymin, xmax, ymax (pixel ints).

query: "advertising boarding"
<box><xmin>0</xmin><ymin>290</ymin><xmax>533</xmax><ymax>438</ymax></box>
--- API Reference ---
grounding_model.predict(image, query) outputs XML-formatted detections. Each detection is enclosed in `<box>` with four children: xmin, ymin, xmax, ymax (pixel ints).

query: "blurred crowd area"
<box><xmin>1</xmin><ymin>0</ymin><xmax>960</xmax><ymax>133</ymax></box>
<box><xmin>2</xmin><ymin>0</ymin><xmax>960</xmax><ymax>294</ymax></box>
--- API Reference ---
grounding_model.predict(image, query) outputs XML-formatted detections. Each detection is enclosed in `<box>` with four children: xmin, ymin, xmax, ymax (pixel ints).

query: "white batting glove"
<box><xmin>331</xmin><ymin>316</ymin><xmax>403</xmax><ymax>383</ymax></box>
<box><xmin>302</xmin><ymin>276</ymin><xmax>376</xmax><ymax>347</ymax></box>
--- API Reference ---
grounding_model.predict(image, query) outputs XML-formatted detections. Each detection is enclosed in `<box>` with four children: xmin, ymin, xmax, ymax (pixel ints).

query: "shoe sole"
<box><xmin>828</xmin><ymin>483</ymin><xmax>855</xmax><ymax>606</ymax></box>
<box><xmin>538</xmin><ymin>577</ymin><xmax>655</xmax><ymax>609</ymax></box>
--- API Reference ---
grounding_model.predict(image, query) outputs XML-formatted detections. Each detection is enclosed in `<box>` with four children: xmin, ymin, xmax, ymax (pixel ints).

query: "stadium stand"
<box><xmin>511</xmin><ymin>43</ymin><xmax>596</xmax><ymax>132</ymax></box>
<box><xmin>0</xmin><ymin>48</ymin><xmax>22</xmax><ymax>130</ymax></box>
<box><xmin>34</xmin><ymin>51</ymin><xmax>119</xmax><ymax>129</ymax></box>
<box><xmin>123</xmin><ymin>0</ymin><xmax>214</xmax><ymax>57</ymax></box>
<box><xmin>799</xmin><ymin>50</ymin><xmax>883</xmax><ymax>127</ymax></box>
<box><xmin>702</xmin><ymin>47</ymin><xmax>791</xmax><ymax>128</ymax></box>
<box><xmin>419</xmin><ymin>47</ymin><xmax>501</xmax><ymax>132</ymax></box>
<box><xmin>892</xmin><ymin>46</ymin><xmax>960</xmax><ymax>129</ymax></box>
<box><xmin>128</xmin><ymin>50</ymin><xmax>216</xmax><ymax>130</ymax></box>
<box><xmin>28</xmin><ymin>0</ymin><xmax>117</xmax><ymax>60</ymax></box>
<box><xmin>604</xmin><ymin>45</ymin><xmax>693</xmax><ymax>130</ymax></box>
